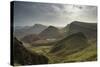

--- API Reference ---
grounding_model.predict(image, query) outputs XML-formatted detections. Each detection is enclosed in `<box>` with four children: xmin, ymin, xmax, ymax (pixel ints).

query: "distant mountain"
<box><xmin>14</xmin><ymin>24</ymin><xmax>47</xmax><ymax>38</ymax></box>
<box><xmin>14</xmin><ymin>26</ymin><xmax>30</xmax><ymax>38</ymax></box>
<box><xmin>64</xmin><ymin>21</ymin><xmax>97</xmax><ymax>40</ymax></box>
<box><xmin>50</xmin><ymin>32</ymin><xmax>90</xmax><ymax>55</ymax></box>
<box><xmin>21</xmin><ymin>26</ymin><xmax>61</xmax><ymax>44</ymax></box>
<box><xmin>12</xmin><ymin>37</ymin><xmax>48</xmax><ymax>65</ymax></box>
<box><xmin>26</xmin><ymin>24</ymin><xmax>47</xmax><ymax>34</ymax></box>
<box><xmin>39</xmin><ymin>26</ymin><xmax>61</xmax><ymax>39</ymax></box>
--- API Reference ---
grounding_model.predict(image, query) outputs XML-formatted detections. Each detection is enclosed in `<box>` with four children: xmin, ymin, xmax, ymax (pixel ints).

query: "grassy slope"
<box><xmin>28</xmin><ymin>39</ymin><xmax>97</xmax><ymax>64</ymax></box>
<box><xmin>24</xmin><ymin>26</ymin><xmax>97</xmax><ymax>64</ymax></box>
<box><xmin>63</xmin><ymin>41</ymin><xmax>97</xmax><ymax>62</ymax></box>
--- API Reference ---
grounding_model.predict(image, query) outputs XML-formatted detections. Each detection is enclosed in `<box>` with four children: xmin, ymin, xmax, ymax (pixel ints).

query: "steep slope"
<box><xmin>12</xmin><ymin>37</ymin><xmax>48</xmax><ymax>65</ymax></box>
<box><xmin>50</xmin><ymin>32</ymin><xmax>90</xmax><ymax>56</ymax></box>
<box><xmin>21</xmin><ymin>34</ymin><xmax>41</xmax><ymax>44</ymax></box>
<box><xmin>64</xmin><ymin>41</ymin><xmax>97</xmax><ymax>62</ymax></box>
<box><xmin>64</xmin><ymin>21</ymin><xmax>97</xmax><ymax>40</ymax></box>
<box><xmin>39</xmin><ymin>26</ymin><xmax>61</xmax><ymax>39</ymax></box>
<box><xmin>14</xmin><ymin>24</ymin><xmax>47</xmax><ymax>38</ymax></box>
<box><xmin>26</xmin><ymin>24</ymin><xmax>47</xmax><ymax>34</ymax></box>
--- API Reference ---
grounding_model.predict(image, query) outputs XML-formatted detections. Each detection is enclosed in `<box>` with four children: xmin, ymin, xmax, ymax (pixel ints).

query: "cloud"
<box><xmin>13</xmin><ymin>1</ymin><xmax>97</xmax><ymax>27</ymax></box>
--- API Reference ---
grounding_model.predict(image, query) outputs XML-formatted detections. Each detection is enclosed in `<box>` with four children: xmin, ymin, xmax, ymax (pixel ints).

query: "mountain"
<box><xmin>50</xmin><ymin>32</ymin><xmax>90</xmax><ymax>56</ymax></box>
<box><xmin>25</xmin><ymin>24</ymin><xmax>47</xmax><ymax>34</ymax></box>
<box><xmin>21</xmin><ymin>26</ymin><xmax>61</xmax><ymax>44</ymax></box>
<box><xmin>14</xmin><ymin>24</ymin><xmax>47</xmax><ymax>38</ymax></box>
<box><xmin>39</xmin><ymin>26</ymin><xmax>61</xmax><ymax>39</ymax></box>
<box><xmin>64</xmin><ymin>21</ymin><xmax>97</xmax><ymax>40</ymax></box>
<box><xmin>12</xmin><ymin>37</ymin><xmax>48</xmax><ymax>65</ymax></box>
<box><xmin>21</xmin><ymin>34</ymin><xmax>41</xmax><ymax>44</ymax></box>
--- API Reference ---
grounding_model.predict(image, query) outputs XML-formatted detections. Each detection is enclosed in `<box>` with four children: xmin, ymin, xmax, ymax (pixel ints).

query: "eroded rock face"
<box><xmin>13</xmin><ymin>37</ymin><xmax>48</xmax><ymax>65</ymax></box>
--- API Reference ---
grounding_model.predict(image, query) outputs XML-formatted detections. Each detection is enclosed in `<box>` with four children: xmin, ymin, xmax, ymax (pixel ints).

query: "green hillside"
<box><xmin>43</xmin><ymin>40</ymin><xmax>97</xmax><ymax>64</ymax></box>
<box><xmin>50</xmin><ymin>32</ymin><xmax>89</xmax><ymax>55</ymax></box>
<box><xmin>29</xmin><ymin>32</ymin><xmax>97</xmax><ymax>64</ymax></box>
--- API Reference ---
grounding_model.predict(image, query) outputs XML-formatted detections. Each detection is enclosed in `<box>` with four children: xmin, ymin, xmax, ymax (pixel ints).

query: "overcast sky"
<box><xmin>13</xmin><ymin>1</ymin><xmax>97</xmax><ymax>27</ymax></box>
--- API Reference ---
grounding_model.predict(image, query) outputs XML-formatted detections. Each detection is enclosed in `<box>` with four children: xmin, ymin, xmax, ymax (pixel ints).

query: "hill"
<box><xmin>50</xmin><ymin>32</ymin><xmax>90</xmax><ymax>55</ymax></box>
<box><xmin>39</xmin><ymin>26</ymin><xmax>61</xmax><ymax>39</ymax></box>
<box><xmin>64</xmin><ymin>21</ymin><xmax>97</xmax><ymax>40</ymax></box>
<box><xmin>47</xmin><ymin>32</ymin><xmax>97</xmax><ymax>63</ymax></box>
<box><xmin>21</xmin><ymin>34</ymin><xmax>41</xmax><ymax>44</ymax></box>
<box><xmin>14</xmin><ymin>24</ymin><xmax>47</xmax><ymax>38</ymax></box>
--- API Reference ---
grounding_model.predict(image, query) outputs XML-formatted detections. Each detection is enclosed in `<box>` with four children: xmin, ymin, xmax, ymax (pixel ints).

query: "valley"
<box><xmin>13</xmin><ymin>21</ymin><xmax>97</xmax><ymax>65</ymax></box>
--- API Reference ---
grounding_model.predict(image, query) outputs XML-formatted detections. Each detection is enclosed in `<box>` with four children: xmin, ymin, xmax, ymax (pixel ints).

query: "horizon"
<box><xmin>14</xmin><ymin>21</ymin><xmax>97</xmax><ymax>27</ymax></box>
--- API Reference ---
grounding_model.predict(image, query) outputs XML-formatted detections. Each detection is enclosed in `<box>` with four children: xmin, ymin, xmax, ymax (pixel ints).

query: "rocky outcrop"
<box><xmin>12</xmin><ymin>37</ymin><xmax>48</xmax><ymax>65</ymax></box>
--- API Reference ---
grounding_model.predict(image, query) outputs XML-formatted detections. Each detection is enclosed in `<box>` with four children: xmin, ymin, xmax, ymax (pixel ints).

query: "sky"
<box><xmin>13</xmin><ymin>1</ymin><xmax>97</xmax><ymax>27</ymax></box>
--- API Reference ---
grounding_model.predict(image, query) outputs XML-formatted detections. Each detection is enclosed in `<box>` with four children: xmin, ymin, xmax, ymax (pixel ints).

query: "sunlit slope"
<box><xmin>50</xmin><ymin>32</ymin><xmax>89</xmax><ymax>55</ymax></box>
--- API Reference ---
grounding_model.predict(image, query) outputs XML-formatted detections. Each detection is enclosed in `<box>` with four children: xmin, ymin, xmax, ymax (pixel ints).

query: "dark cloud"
<box><xmin>13</xmin><ymin>1</ymin><xmax>97</xmax><ymax>27</ymax></box>
<box><xmin>14</xmin><ymin>1</ymin><xmax>64</xmax><ymax>26</ymax></box>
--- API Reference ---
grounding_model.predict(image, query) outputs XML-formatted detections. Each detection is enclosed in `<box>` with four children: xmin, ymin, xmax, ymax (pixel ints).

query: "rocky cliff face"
<box><xmin>12</xmin><ymin>37</ymin><xmax>49</xmax><ymax>65</ymax></box>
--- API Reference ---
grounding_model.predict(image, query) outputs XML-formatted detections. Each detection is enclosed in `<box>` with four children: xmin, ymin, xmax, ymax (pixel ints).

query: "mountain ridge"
<box><xmin>14</xmin><ymin>24</ymin><xmax>47</xmax><ymax>38</ymax></box>
<box><xmin>39</xmin><ymin>25</ymin><xmax>61</xmax><ymax>39</ymax></box>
